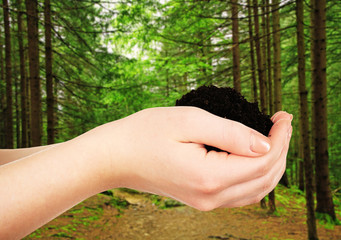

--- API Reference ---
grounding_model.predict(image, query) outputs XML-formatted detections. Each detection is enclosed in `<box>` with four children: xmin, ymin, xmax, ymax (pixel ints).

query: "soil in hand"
<box><xmin>176</xmin><ymin>85</ymin><xmax>273</xmax><ymax>151</ymax></box>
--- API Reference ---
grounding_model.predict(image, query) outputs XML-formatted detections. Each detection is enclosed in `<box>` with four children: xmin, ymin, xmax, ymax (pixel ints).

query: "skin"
<box><xmin>0</xmin><ymin>107</ymin><xmax>293</xmax><ymax>239</ymax></box>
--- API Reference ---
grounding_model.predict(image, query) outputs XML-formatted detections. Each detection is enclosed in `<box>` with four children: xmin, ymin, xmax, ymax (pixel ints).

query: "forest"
<box><xmin>1</xmin><ymin>0</ymin><xmax>340</xmax><ymax>239</ymax></box>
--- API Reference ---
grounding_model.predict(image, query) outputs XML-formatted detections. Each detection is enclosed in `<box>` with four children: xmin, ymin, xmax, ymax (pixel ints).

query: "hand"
<box><xmin>100</xmin><ymin>107</ymin><xmax>293</xmax><ymax>211</ymax></box>
<box><xmin>0</xmin><ymin>107</ymin><xmax>292</xmax><ymax>238</ymax></box>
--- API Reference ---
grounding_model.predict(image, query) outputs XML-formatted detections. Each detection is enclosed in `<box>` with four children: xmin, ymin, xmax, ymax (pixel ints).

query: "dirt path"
<box><xmin>25</xmin><ymin>188</ymin><xmax>341</xmax><ymax>240</ymax></box>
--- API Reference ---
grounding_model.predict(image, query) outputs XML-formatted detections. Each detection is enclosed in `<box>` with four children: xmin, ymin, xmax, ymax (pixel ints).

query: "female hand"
<box><xmin>0</xmin><ymin>107</ymin><xmax>292</xmax><ymax>239</ymax></box>
<box><xmin>100</xmin><ymin>107</ymin><xmax>293</xmax><ymax>211</ymax></box>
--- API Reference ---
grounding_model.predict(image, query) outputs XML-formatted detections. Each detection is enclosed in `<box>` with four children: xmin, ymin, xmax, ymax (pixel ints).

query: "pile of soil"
<box><xmin>176</xmin><ymin>85</ymin><xmax>273</xmax><ymax>151</ymax></box>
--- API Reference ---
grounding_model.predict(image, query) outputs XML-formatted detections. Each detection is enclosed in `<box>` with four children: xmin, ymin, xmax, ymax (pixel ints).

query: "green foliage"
<box><xmin>8</xmin><ymin>0</ymin><xmax>339</xmax><ymax>184</ymax></box>
<box><xmin>105</xmin><ymin>196</ymin><xmax>129</xmax><ymax>210</ymax></box>
<box><xmin>334</xmin><ymin>195</ymin><xmax>341</xmax><ymax>221</ymax></box>
<box><xmin>150</xmin><ymin>194</ymin><xmax>162</xmax><ymax>206</ymax></box>
<box><xmin>160</xmin><ymin>199</ymin><xmax>185</xmax><ymax>209</ymax></box>
<box><xmin>119</xmin><ymin>188</ymin><xmax>140</xmax><ymax>194</ymax></box>
<box><xmin>3</xmin><ymin>1</ymin><xmax>341</xmax><ymax>234</ymax></box>
<box><xmin>316</xmin><ymin>212</ymin><xmax>341</xmax><ymax>229</ymax></box>
<box><xmin>51</xmin><ymin>232</ymin><xmax>73</xmax><ymax>238</ymax></box>
<box><xmin>150</xmin><ymin>195</ymin><xmax>184</xmax><ymax>209</ymax></box>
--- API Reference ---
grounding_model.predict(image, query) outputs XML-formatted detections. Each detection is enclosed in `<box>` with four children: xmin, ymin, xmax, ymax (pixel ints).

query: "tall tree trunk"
<box><xmin>26</xmin><ymin>0</ymin><xmax>42</xmax><ymax>146</ymax></box>
<box><xmin>15</xmin><ymin>73</ymin><xmax>20</xmax><ymax>148</ymax></box>
<box><xmin>311</xmin><ymin>0</ymin><xmax>336</xmax><ymax>221</ymax></box>
<box><xmin>298</xmin><ymin>133</ymin><xmax>305</xmax><ymax>191</ymax></box>
<box><xmin>297</xmin><ymin>1</ymin><xmax>318</xmax><ymax>237</ymax></box>
<box><xmin>309</xmin><ymin>0</ymin><xmax>316</xmax><ymax>191</ymax></box>
<box><xmin>0</xmin><ymin>30</ymin><xmax>5</xmax><ymax>148</ymax></box>
<box><xmin>272</xmin><ymin>0</ymin><xmax>282</xmax><ymax>112</ymax></box>
<box><xmin>17</xmin><ymin>0</ymin><xmax>28</xmax><ymax>148</ymax></box>
<box><xmin>298</xmin><ymin>160</ymin><xmax>305</xmax><ymax>191</ymax></box>
<box><xmin>266</xmin><ymin>0</ymin><xmax>273</xmax><ymax>115</ymax></box>
<box><xmin>231</xmin><ymin>0</ymin><xmax>241</xmax><ymax>93</ymax></box>
<box><xmin>247</xmin><ymin>0</ymin><xmax>257</xmax><ymax>102</ymax></box>
<box><xmin>45</xmin><ymin>0</ymin><xmax>54</xmax><ymax>144</ymax></box>
<box><xmin>261</xmin><ymin>0</ymin><xmax>268</xmax><ymax>109</ymax></box>
<box><xmin>262</xmin><ymin>0</ymin><xmax>275</xmax><ymax>214</ymax></box>
<box><xmin>2</xmin><ymin>0</ymin><xmax>14</xmax><ymax>149</ymax></box>
<box><xmin>253</xmin><ymin>0</ymin><xmax>266</xmax><ymax>114</ymax></box>
<box><xmin>253</xmin><ymin>0</ymin><xmax>267</xmax><ymax>209</ymax></box>
<box><xmin>53</xmin><ymin>78</ymin><xmax>59</xmax><ymax>141</ymax></box>
<box><xmin>25</xmin><ymin>49</ymin><xmax>31</xmax><ymax>146</ymax></box>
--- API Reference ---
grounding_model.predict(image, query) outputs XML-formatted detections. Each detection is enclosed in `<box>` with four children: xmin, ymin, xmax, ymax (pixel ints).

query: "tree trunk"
<box><xmin>261</xmin><ymin>0</ymin><xmax>268</xmax><ymax>110</ymax></box>
<box><xmin>45</xmin><ymin>0</ymin><xmax>54</xmax><ymax>144</ymax></box>
<box><xmin>272</xmin><ymin>0</ymin><xmax>282</xmax><ymax>112</ymax></box>
<box><xmin>247</xmin><ymin>0</ymin><xmax>257</xmax><ymax>102</ymax></box>
<box><xmin>26</xmin><ymin>0</ymin><xmax>42</xmax><ymax>146</ymax></box>
<box><xmin>231</xmin><ymin>0</ymin><xmax>241</xmax><ymax>93</ymax></box>
<box><xmin>298</xmin><ymin>133</ymin><xmax>304</xmax><ymax>191</ymax></box>
<box><xmin>263</xmin><ymin>0</ymin><xmax>275</xmax><ymax>214</ymax></box>
<box><xmin>252</xmin><ymin>0</ymin><xmax>266</xmax><ymax>113</ymax></box>
<box><xmin>25</xmin><ymin>49</ymin><xmax>31</xmax><ymax>146</ymax></box>
<box><xmin>309</xmin><ymin>0</ymin><xmax>316</xmax><ymax>194</ymax></box>
<box><xmin>298</xmin><ymin>156</ymin><xmax>305</xmax><ymax>191</ymax></box>
<box><xmin>253</xmin><ymin>0</ymin><xmax>266</xmax><ymax>114</ymax></box>
<box><xmin>17</xmin><ymin>0</ymin><xmax>28</xmax><ymax>148</ymax></box>
<box><xmin>311</xmin><ymin>0</ymin><xmax>336</xmax><ymax>221</ymax></box>
<box><xmin>2</xmin><ymin>0</ymin><xmax>14</xmax><ymax>149</ymax></box>
<box><xmin>0</xmin><ymin>30</ymin><xmax>5</xmax><ymax>148</ymax></box>
<box><xmin>297</xmin><ymin>0</ymin><xmax>319</xmax><ymax>238</ymax></box>
<box><xmin>253</xmin><ymin>0</ymin><xmax>267</xmax><ymax>209</ymax></box>
<box><xmin>15</xmin><ymin>73</ymin><xmax>21</xmax><ymax>148</ymax></box>
<box><xmin>266</xmin><ymin>0</ymin><xmax>273</xmax><ymax>115</ymax></box>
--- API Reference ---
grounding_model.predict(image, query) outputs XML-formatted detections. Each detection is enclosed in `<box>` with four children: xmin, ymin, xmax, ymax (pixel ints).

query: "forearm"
<box><xmin>0</xmin><ymin>127</ymin><xmax>112</xmax><ymax>239</ymax></box>
<box><xmin>0</xmin><ymin>143</ymin><xmax>61</xmax><ymax>166</ymax></box>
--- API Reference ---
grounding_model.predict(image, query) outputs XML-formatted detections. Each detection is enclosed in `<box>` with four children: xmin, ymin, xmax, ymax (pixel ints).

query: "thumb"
<box><xmin>179</xmin><ymin>108</ymin><xmax>271</xmax><ymax>156</ymax></box>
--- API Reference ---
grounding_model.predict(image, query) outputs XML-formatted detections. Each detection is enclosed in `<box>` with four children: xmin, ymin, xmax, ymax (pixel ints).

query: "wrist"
<box><xmin>78</xmin><ymin>121</ymin><xmax>124</xmax><ymax>192</ymax></box>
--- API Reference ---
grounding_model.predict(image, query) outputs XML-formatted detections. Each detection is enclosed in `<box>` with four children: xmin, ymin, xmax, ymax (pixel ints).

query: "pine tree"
<box><xmin>296</xmin><ymin>0</ymin><xmax>318</xmax><ymax>238</ymax></box>
<box><xmin>231</xmin><ymin>0</ymin><xmax>241</xmax><ymax>93</ymax></box>
<box><xmin>26</xmin><ymin>0</ymin><xmax>42</xmax><ymax>146</ymax></box>
<box><xmin>45</xmin><ymin>0</ymin><xmax>54</xmax><ymax>144</ymax></box>
<box><xmin>2</xmin><ymin>0</ymin><xmax>14</xmax><ymax>148</ymax></box>
<box><xmin>311</xmin><ymin>0</ymin><xmax>336</xmax><ymax>221</ymax></box>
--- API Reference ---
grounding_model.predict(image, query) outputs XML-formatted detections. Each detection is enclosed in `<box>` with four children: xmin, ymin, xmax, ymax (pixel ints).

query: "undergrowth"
<box><xmin>275</xmin><ymin>185</ymin><xmax>341</xmax><ymax>229</ymax></box>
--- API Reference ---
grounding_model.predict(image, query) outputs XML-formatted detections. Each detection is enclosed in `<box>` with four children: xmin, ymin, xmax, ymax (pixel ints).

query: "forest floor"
<box><xmin>25</xmin><ymin>186</ymin><xmax>341</xmax><ymax>240</ymax></box>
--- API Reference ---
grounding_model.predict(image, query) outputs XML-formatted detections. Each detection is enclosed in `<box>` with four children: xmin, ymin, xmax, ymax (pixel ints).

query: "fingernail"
<box><xmin>250</xmin><ymin>132</ymin><xmax>271</xmax><ymax>154</ymax></box>
<box><xmin>280</xmin><ymin>113</ymin><xmax>293</xmax><ymax>122</ymax></box>
<box><xmin>271</xmin><ymin>111</ymin><xmax>286</xmax><ymax>123</ymax></box>
<box><xmin>272</xmin><ymin>112</ymin><xmax>293</xmax><ymax>123</ymax></box>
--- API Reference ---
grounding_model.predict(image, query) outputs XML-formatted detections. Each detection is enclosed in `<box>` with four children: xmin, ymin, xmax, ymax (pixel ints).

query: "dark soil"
<box><xmin>176</xmin><ymin>85</ymin><xmax>273</xmax><ymax>151</ymax></box>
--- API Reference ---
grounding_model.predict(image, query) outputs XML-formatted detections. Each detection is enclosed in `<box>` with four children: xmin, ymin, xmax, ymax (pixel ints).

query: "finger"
<box><xmin>193</xmin><ymin>118</ymin><xmax>292</xmax><ymax>194</ymax></box>
<box><xmin>185</xmin><ymin>137</ymin><xmax>290</xmax><ymax>211</ymax></box>
<box><xmin>219</xmin><ymin>136</ymin><xmax>290</xmax><ymax>208</ymax></box>
<box><xmin>179</xmin><ymin>107</ymin><xmax>271</xmax><ymax>156</ymax></box>
<box><xmin>184</xmin><ymin>118</ymin><xmax>292</xmax><ymax>211</ymax></box>
<box><xmin>230</xmin><ymin>141</ymin><xmax>289</xmax><ymax>208</ymax></box>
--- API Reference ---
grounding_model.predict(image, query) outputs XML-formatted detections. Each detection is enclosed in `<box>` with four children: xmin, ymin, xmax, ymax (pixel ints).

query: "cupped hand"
<box><xmin>100</xmin><ymin>107</ymin><xmax>292</xmax><ymax>211</ymax></box>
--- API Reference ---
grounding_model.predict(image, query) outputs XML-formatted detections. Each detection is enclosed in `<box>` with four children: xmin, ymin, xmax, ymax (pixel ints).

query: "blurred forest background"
<box><xmin>0</xmin><ymin>0</ymin><xmax>340</xmax><ymax>238</ymax></box>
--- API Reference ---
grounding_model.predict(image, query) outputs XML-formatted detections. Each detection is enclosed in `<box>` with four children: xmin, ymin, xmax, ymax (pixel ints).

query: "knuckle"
<box><xmin>179</xmin><ymin>107</ymin><xmax>201</xmax><ymax>128</ymax></box>
<box><xmin>257</xmin><ymin>158</ymin><xmax>271</xmax><ymax>177</ymax></box>
<box><xmin>253</xmin><ymin>194</ymin><xmax>266</xmax><ymax>204</ymax></box>
<box><xmin>192</xmin><ymin>199</ymin><xmax>216</xmax><ymax>212</ymax></box>
<box><xmin>195</xmin><ymin>174</ymin><xmax>221</xmax><ymax>195</ymax></box>
<box><xmin>262</xmin><ymin>175</ymin><xmax>272</xmax><ymax>192</ymax></box>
